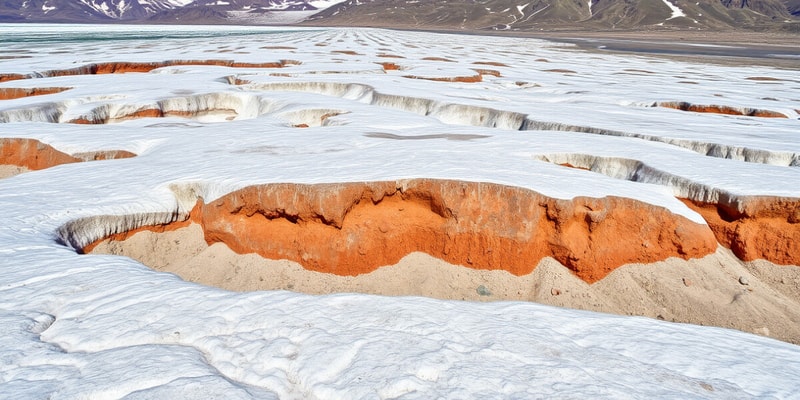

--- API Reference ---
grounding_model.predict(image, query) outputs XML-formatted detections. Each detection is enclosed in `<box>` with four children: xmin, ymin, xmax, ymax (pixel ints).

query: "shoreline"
<box><xmin>376</xmin><ymin>26</ymin><xmax>800</xmax><ymax>69</ymax></box>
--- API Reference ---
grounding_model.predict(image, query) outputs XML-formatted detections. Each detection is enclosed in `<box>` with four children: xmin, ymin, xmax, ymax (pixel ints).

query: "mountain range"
<box><xmin>1</xmin><ymin>0</ymin><xmax>798</xmax><ymax>30</ymax></box>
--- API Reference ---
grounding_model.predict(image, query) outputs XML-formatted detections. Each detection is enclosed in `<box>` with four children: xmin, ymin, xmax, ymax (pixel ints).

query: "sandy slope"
<box><xmin>91</xmin><ymin>224</ymin><xmax>800</xmax><ymax>344</ymax></box>
<box><xmin>0</xmin><ymin>165</ymin><xmax>27</xmax><ymax>179</ymax></box>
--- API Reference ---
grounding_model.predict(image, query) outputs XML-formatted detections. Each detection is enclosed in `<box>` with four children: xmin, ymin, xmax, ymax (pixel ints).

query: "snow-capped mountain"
<box><xmin>0</xmin><ymin>0</ymin><xmax>345</xmax><ymax>23</ymax></box>
<box><xmin>307</xmin><ymin>0</ymin><xmax>800</xmax><ymax>30</ymax></box>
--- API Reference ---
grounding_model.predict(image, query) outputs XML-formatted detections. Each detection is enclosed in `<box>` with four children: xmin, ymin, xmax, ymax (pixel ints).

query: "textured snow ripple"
<box><xmin>238</xmin><ymin>80</ymin><xmax>799</xmax><ymax>166</ymax></box>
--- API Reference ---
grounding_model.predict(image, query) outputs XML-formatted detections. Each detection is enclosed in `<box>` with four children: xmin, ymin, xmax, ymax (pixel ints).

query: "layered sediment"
<box><xmin>82</xmin><ymin>179</ymin><xmax>718</xmax><ymax>284</ymax></box>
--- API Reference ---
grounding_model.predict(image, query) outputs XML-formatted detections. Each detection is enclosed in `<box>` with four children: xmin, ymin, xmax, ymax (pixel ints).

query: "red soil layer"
<box><xmin>0</xmin><ymin>87</ymin><xmax>71</xmax><ymax>100</ymax></box>
<box><xmin>658</xmin><ymin>101</ymin><xmax>788</xmax><ymax>118</ymax></box>
<box><xmin>682</xmin><ymin>198</ymin><xmax>800</xmax><ymax>266</ymax></box>
<box><xmin>84</xmin><ymin>180</ymin><xmax>718</xmax><ymax>283</ymax></box>
<box><xmin>379</xmin><ymin>62</ymin><xmax>403</xmax><ymax>71</ymax></box>
<box><xmin>0</xmin><ymin>60</ymin><xmax>301</xmax><ymax>82</ymax></box>
<box><xmin>0</xmin><ymin>138</ymin><xmax>80</xmax><ymax>170</ymax></box>
<box><xmin>0</xmin><ymin>137</ymin><xmax>134</xmax><ymax>171</ymax></box>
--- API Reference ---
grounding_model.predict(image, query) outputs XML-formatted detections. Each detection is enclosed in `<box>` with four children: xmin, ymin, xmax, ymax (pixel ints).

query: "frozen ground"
<box><xmin>1</xmin><ymin>24</ymin><xmax>799</xmax><ymax>398</ymax></box>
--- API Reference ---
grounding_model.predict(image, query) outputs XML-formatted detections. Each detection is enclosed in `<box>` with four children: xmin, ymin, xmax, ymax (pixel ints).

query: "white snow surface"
<box><xmin>662</xmin><ymin>0</ymin><xmax>687</xmax><ymax>19</ymax></box>
<box><xmin>1</xmin><ymin>24</ymin><xmax>799</xmax><ymax>398</ymax></box>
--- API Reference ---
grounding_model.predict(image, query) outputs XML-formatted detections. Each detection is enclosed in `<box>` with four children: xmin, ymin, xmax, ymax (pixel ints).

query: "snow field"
<box><xmin>1</xmin><ymin>25</ymin><xmax>799</xmax><ymax>398</ymax></box>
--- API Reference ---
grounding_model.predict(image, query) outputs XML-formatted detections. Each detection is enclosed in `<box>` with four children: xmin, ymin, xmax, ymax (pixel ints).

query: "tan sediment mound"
<box><xmin>89</xmin><ymin>224</ymin><xmax>800</xmax><ymax>344</ymax></box>
<box><xmin>0</xmin><ymin>60</ymin><xmax>302</xmax><ymax>82</ymax></box>
<box><xmin>377</xmin><ymin>54</ymin><xmax>405</xmax><ymax>59</ymax></box>
<box><xmin>83</xmin><ymin>179</ymin><xmax>717</xmax><ymax>283</ymax></box>
<box><xmin>0</xmin><ymin>87</ymin><xmax>71</xmax><ymax>100</ymax></box>
<box><xmin>656</xmin><ymin>101</ymin><xmax>788</xmax><ymax>118</ymax></box>
<box><xmin>0</xmin><ymin>165</ymin><xmax>29</xmax><ymax>179</ymax></box>
<box><xmin>0</xmin><ymin>137</ymin><xmax>135</xmax><ymax>175</ymax></box>
<box><xmin>683</xmin><ymin>198</ymin><xmax>800</xmax><ymax>266</ymax></box>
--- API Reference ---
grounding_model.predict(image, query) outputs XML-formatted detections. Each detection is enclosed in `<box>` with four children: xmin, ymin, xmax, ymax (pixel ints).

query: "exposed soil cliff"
<box><xmin>0</xmin><ymin>137</ymin><xmax>135</xmax><ymax>174</ymax></box>
<box><xmin>84</xmin><ymin>179</ymin><xmax>718</xmax><ymax>283</ymax></box>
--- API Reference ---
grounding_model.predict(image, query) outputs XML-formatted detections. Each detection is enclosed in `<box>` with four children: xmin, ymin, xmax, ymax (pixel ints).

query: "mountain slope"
<box><xmin>0</xmin><ymin>0</ymin><xmax>344</xmax><ymax>23</ymax></box>
<box><xmin>306</xmin><ymin>0</ymin><xmax>799</xmax><ymax>30</ymax></box>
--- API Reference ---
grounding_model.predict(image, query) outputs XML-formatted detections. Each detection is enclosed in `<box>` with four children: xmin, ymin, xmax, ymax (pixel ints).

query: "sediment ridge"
<box><xmin>0</xmin><ymin>137</ymin><xmax>135</xmax><ymax>176</ymax></box>
<box><xmin>0</xmin><ymin>59</ymin><xmax>302</xmax><ymax>83</ymax></box>
<box><xmin>80</xmin><ymin>179</ymin><xmax>719</xmax><ymax>284</ymax></box>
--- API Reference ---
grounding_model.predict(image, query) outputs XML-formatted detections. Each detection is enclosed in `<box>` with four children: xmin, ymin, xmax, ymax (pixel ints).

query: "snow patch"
<box><xmin>662</xmin><ymin>0</ymin><xmax>686</xmax><ymax>20</ymax></box>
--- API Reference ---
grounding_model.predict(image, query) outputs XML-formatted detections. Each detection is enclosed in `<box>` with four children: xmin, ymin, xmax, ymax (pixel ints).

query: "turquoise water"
<box><xmin>0</xmin><ymin>23</ymin><xmax>315</xmax><ymax>44</ymax></box>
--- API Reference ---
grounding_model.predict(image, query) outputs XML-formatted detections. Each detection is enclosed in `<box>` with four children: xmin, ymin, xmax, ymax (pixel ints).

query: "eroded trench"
<box><xmin>61</xmin><ymin>178</ymin><xmax>800</xmax><ymax>343</ymax></box>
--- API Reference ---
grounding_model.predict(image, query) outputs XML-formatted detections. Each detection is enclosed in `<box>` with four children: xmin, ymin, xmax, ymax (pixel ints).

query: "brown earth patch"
<box><xmin>83</xmin><ymin>180</ymin><xmax>717</xmax><ymax>284</ymax></box>
<box><xmin>377</xmin><ymin>54</ymin><xmax>405</xmax><ymax>58</ymax></box>
<box><xmin>746</xmin><ymin>76</ymin><xmax>784</xmax><ymax>81</ymax></box>
<box><xmin>0</xmin><ymin>137</ymin><xmax>135</xmax><ymax>173</ymax></box>
<box><xmin>473</xmin><ymin>68</ymin><xmax>501</xmax><ymax>77</ymax></box>
<box><xmin>378</xmin><ymin>62</ymin><xmax>403</xmax><ymax>71</ymax></box>
<box><xmin>402</xmin><ymin>73</ymin><xmax>483</xmax><ymax>83</ymax></box>
<box><xmin>421</xmin><ymin>57</ymin><xmax>455</xmax><ymax>62</ymax></box>
<box><xmin>657</xmin><ymin>101</ymin><xmax>788</xmax><ymax>118</ymax></box>
<box><xmin>331</xmin><ymin>50</ymin><xmax>360</xmax><ymax>56</ymax></box>
<box><xmin>472</xmin><ymin>61</ymin><xmax>509</xmax><ymax>67</ymax></box>
<box><xmin>0</xmin><ymin>87</ymin><xmax>71</xmax><ymax>100</ymax></box>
